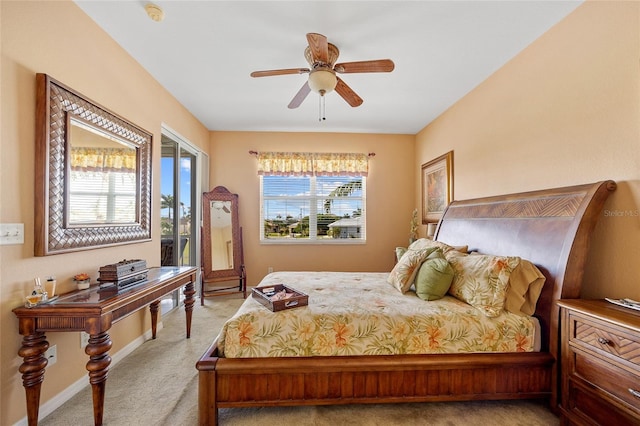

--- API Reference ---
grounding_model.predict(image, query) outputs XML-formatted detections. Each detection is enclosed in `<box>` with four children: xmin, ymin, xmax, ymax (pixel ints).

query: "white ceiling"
<box><xmin>74</xmin><ymin>1</ymin><xmax>582</xmax><ymax>135</ymax></box>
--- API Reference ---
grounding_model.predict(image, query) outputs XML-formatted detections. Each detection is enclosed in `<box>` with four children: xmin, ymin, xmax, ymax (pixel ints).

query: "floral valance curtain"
<box><xmin>70</xmin><ymin>147</ymin><xmax>137</xmax><ymax>173</ymax></box>
<box><xmin>256</xmin><ymin>152</ymin><xmax>369</xmax><ymax>177</ymax></box>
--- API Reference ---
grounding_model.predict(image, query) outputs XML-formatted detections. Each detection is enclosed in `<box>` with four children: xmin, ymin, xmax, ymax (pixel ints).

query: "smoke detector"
<box><xmin>145</xmin><ymin>3</ymin><xmax>165</xmax><ymax>22</ymax></box>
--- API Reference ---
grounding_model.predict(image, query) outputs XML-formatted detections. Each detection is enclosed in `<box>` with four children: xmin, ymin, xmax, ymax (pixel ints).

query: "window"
<box><xmin>255</xmin><ymin>151</ymin><xmax>370</xmax><ymax>244</ymax></box>
<box><xmin>260</xmin><ymin>175</ymin><xmax>366</xmax><ymax>243</ymax></box>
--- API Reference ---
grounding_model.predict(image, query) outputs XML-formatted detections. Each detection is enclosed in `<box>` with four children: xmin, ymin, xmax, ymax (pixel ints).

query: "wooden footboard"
<box><xmin>197</xmin><ymin>342</ymin><xmax>554</xmax><ymax>426</ymax></box>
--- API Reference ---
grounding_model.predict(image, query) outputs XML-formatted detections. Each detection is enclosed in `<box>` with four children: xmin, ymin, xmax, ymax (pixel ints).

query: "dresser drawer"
<box><xmin>574</xmin><ymin>351</ymin><xmax>640</xmax><ymax>411</ymax></box>
<box><xmin>571</xmin><ymin>314</ymin><xmax>640</xmax><ymax>368</ymax></box>
<box><xmin>566</xmin><ymin>379</ymin><xmax>639</xmax><ymax>426</ymax></box>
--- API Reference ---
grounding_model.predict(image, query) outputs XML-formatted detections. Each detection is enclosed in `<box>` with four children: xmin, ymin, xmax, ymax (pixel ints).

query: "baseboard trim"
<box><xmin>14</xmin><ymin>323</ymin><xmax>162</xmax><ymax>426</ymax></box>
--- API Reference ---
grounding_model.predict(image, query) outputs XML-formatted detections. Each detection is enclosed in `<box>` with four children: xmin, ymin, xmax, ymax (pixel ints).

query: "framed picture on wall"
<box><xmin>421</xmin><ymin>151</ymin><xmax>453</xmax><ymax>224</ymax></box>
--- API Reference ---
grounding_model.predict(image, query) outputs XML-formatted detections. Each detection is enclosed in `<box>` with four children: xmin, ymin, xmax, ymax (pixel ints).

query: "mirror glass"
<box><xmin>35</xmin><ymin>74</ymin><xmax>152</xmax><ymax>256</ymax></box>
<box><xmin>209</xmin><ymin>200</ymin><xmax>234</xmax><ymax>270</ymax></box>
<box><xmin>67</xmin><ymin>118</ymin><xmax>138</xmax><ymax>225</ymax></box>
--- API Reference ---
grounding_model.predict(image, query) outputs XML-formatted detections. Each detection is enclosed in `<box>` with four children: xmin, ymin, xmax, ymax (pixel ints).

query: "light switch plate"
<box><xmin>0</xmin><ymin>223</ymin><xmax>24</xmax><ymax>245</ymax></box>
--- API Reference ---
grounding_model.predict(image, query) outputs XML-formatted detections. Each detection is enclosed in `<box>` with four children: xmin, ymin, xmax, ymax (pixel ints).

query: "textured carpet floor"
<box><xmin>41</xmin><ymin>294</ymin><xmax>559</xmax><ymax>425</ymax></box>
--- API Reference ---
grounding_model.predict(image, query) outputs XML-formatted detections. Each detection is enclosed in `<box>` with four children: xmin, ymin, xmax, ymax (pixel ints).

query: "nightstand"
<box><xmin>558</xmin><ymin>299</ymin><xmax>640</xmax><ymax>425</ymax></box>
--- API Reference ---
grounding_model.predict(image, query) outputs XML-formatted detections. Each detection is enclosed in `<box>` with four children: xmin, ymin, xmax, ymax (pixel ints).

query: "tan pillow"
<box><xmin>387</xmin><ymin>247</ymin><xmax>437</xmax><ymax>293</ymax></box>
<box><xmin>446</xmin><ymin>251</ymin><xmax>520</xmax><ymax>317</ymax></box>
<box><xmin>408</xmin><ymin>238</ymin><xmax>468</xmax><ymax>255</ymax></box>
<box><xmin>504</xmin><ymin>259</ymin><xmax>546</xmax><ymax>316</ymax></box>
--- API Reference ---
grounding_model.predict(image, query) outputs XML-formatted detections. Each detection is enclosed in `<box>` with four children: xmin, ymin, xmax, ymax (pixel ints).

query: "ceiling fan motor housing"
<box><xmin>304</xmin><ymin>43</ymin><xmax>340</xmax><ymax>67</ymax></box>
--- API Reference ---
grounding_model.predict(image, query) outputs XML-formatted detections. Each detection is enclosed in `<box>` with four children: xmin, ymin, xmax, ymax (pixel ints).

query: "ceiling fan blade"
<box><xmin>250</xmin><ymin>68</ymin><xmax>309</xmax><ymax>78</ymax></box>
<box><xmin>335</xmin><ymin>77</ymin><xmax>363</xmax><ymax>107</ymax></box>
<box><xmin>288</xmin><ymin>82</ymin><xmax>311</xmax><ymax>109</ymax></box>
<box><xmin>306</xmin><ymin>33</ymin><xmax>329</xmax><ymax>64</ymax></box>
<box><xmin>334</xmin><ymin>59</ymin><xmax>395</xmax><ymax>74</ymax></box>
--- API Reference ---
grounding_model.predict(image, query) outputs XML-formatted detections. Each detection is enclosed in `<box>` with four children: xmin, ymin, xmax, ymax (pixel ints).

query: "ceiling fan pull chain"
<box><xmin>319</xmin><ymin>94</ymin><xmax>327</xmax><ymax>122</ymax></box>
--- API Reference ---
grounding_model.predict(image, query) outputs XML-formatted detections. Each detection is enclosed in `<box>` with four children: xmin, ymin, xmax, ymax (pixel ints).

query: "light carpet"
<box><xmin>41</xmin><ymin>294</ymin><xmax>559</xmax><ymax>425</ymax></box>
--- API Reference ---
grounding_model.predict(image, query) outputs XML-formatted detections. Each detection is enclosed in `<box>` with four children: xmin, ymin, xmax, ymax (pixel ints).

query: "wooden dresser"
<box><xmin>558</xmin><ymin>299</ymin><xmax>640</xmax><ymax>425</ymax></box>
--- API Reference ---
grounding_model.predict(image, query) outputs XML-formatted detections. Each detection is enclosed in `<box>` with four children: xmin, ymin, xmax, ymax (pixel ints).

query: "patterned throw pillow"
<box><xmin>446</xmin><ymin>251</ymin><xmax>520</xmax><ymax>317</ymax></box>
<box><xmin>408</xmin><ymin>238</ymin><xmax>468</xmax><ymax>255</ymax></box>
<box><xmin>414</xmin><ymin>249</ymin><xmax>455</xmax><ymax>301</ymax></box>
<box><xmin>387</xmin><ymin>247</ymin><xmax>437</xmax><ymax>293</ymax></box>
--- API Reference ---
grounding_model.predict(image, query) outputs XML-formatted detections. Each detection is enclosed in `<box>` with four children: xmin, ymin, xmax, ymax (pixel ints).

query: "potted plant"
<box><xmin>409</xmin><ymin>208</ymin><xmax>419</xmax><ymax>244</ymax></box>
<box><xmin>73</xmin><ymin>273</ymin><xmax>91</xmax><ymax>290</ymax></box>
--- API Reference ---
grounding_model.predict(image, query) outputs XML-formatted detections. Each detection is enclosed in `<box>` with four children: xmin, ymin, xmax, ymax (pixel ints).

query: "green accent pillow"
<box><xmin>395</xmin><ymin>247</ymin><xmax>408</xmax><ymax>263</ymax></box>
<box><xmin>414</xmin><ymin>249</ymin><xmax>455</xmax><ymax>301</ymax></box>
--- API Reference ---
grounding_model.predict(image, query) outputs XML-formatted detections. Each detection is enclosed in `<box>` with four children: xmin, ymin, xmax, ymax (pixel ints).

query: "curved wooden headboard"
<box><xmin>435</xmin><ymin>180</ymin><xmax>616</xmax><ymax>352</ymax></box>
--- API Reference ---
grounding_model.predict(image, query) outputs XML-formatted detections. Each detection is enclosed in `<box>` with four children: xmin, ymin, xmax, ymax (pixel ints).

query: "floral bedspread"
<box><xmin>217</xmin><ymin>271</ymin><xmax>537</xmax><ymax>358</ymax></box>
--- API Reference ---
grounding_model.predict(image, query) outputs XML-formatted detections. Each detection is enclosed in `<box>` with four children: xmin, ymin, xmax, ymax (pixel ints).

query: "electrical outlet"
<box><xmin>80</xmin><ymin>332</ymin><xmax>90</xmax><ymax>348</ymax></box>
<box><xmin>268</xmin><ymin>267</ymin><xmax>273</xmax><ymax>274</ymax></box>
<box><xmin>44</xmin><ymin>345</ymin><xmax>57</xmax><ymax>366</ymax></box>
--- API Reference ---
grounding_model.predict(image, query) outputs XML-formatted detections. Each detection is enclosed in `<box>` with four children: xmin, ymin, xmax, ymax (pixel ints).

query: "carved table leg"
<box><xmin>150</xmin><ymin>300</ymin><xmax>160</xmax><ymax>339</ymax></box>
<box><xmin>85</xmin><ymin>332</ymin><xmax>113</xmax><ymax>426</ymax></box>
<box><xmin>18</xmin><ymin>332</ymin><xmax>49</xmax><ymax>426</ymax></box>
<box><xmin>184</xmin><ymin>281</ymin><xmax>195</xmax><ymax>338</ymax></box>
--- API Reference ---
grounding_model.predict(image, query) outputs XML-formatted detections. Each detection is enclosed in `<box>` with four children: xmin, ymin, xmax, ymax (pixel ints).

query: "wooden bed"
<box><xmin>196</xmin><ymin>180</ymin><xmax>616</xmax><ymax>425</ymax></box>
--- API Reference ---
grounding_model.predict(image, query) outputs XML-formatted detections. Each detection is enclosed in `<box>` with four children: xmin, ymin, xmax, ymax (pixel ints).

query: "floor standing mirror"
<box><xmin>201</xmin><ymin>186</ymin><xmax>246</xmax><ymax>304</ymax></box>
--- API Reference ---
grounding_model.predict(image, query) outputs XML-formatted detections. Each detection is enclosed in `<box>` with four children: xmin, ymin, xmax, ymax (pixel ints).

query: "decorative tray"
<box><xmin>252</xmin><ymin>284</ymin><xmax>308</xmax><ymax>312</ymax></box>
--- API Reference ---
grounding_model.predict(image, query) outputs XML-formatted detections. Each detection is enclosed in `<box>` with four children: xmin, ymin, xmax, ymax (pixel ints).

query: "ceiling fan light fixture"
<box><xmin>308</xmin><ymin>70</ymin><xmax>337</xmax><ymax>95</ymax></box>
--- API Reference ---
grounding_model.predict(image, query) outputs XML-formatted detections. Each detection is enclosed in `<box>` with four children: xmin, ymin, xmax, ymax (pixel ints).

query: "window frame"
<box><xmin>259</xmin><ymin>175</ymin><xmax>366</xmax><ymax>245</ymax></box>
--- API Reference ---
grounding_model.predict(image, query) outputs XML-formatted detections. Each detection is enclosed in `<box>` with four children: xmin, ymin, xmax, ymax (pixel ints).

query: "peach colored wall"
<box><xmin>415</xmin><ymin>1</ymin><xmax>640</xmax><ymax>299</ymax></box>
<box><xmin>1</xmin><ymin>2</ymin><xmax>209</xmax><ymax>424</ymax></box>
<box><xmin>209</xmin><ymin>131</ymin><xmax>416</xmax><ymax>285</ymax></box>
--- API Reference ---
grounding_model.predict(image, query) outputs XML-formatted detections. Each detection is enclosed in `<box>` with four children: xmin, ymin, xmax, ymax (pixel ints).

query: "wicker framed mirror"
<box><xmin>34</xmin><ymin>73</ymin><xmax>152</xmax><ymax>256</ymax></box>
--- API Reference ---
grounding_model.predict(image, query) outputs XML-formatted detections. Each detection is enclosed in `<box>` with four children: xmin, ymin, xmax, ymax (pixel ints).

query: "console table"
<box><xmin>13</xmin><ymin>266</ymin><xmax>198</xmax><ymax>426</ymax></box>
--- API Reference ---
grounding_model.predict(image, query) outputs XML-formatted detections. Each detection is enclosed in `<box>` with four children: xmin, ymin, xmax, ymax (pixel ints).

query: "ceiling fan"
<box><xmin>250</xmin><ymin>33</ymin><xmax>395</xmax><ymax>110</ymax></box>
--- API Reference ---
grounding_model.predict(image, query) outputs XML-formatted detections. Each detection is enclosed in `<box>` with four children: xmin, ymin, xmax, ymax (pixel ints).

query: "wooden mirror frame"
<box><xmin>201</xmin><ymin>186</ymin><xmax>246</xmax><ymax>302</ymax></box>
<box><xmin>34</xmin><ymin>73</ymin><xmax>152</xmax><ymax>256</ymax></box>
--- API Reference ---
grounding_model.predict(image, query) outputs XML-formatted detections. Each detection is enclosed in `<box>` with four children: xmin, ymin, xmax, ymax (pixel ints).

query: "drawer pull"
<box><xmin>629</xmin><ymin>389</ymin><xmax>640</xmax><ymax>399</ymax></box>
<box><xmin>597</xmin><ymin>337</ymin><xmax>610</xmax><ymax>345</ymax></box>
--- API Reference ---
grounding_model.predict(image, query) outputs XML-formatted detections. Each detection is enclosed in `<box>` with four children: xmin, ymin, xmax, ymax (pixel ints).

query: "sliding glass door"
<box><xmin>160</xmin><ymin>128</ymin><xmax>202</xmax><ymax>314</ymax></box>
